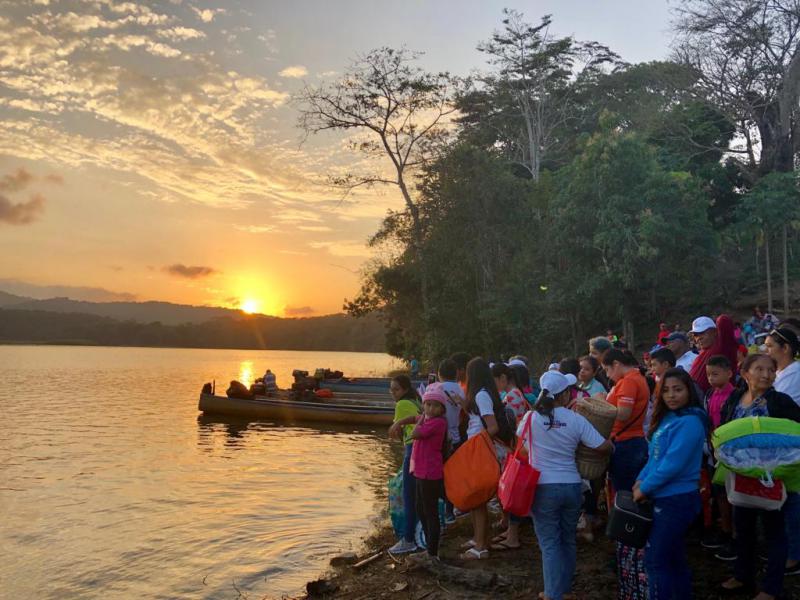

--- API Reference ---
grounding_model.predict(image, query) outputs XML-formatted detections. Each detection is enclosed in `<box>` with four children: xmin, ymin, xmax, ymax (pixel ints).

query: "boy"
<box><xmin>649</xmin><ymin>347</ymin><xmax>676</xmax><ymax>383</ymax></box>
<box><xmin>703</xmin><ymin>355</ymin><xmax>737</xmax><ymax>558</ymax></box>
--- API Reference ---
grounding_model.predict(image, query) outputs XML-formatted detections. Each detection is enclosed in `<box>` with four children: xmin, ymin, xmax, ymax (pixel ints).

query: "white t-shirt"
<box><xmin>466</xmin><ymin>389</ymin><xmax>495</xmax><ymax>439</ymax></box>
<box><xmin>440</xmin><ymin>380</ymin><xmax>465</xmax><ymax>443</ymax></box>
<box><xmin>676</xmin><ymin>351</ymin><xmax>699</xmax><ymax>372</ymax></box>
<box><xmin>776</xmin><ymin>361</ymin><xmax>800</xmax><ymax>406</ymax></box>
<box><xmin>516</xmin><ymin>407</ymin><xmax>605</xmax><ymax>484</ymax></box>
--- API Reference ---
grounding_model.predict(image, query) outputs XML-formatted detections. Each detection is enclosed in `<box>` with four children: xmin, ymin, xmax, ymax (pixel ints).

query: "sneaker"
<box><xmin>701</xmin><ymin>531</ymin><xmax>726</xmax><ymax>549</ymax></box>
<box><xmin>388</xmin><ymin>539</ymin><xmax>418</xmax><ymax>555</ymax></box>
<box><xmin>444</xmin><ymin>513</ymin><xmax>456</xmax><ymax>526</ymax></box>
<box><xmin>786</xmin><ymin>562</ymin><xmax>800</xmax><ymax>576</ymax></box>
<box><xmin>715</xmin><ymin>544</ymin><xmax>738</xmax><ymax>561</ymax></box>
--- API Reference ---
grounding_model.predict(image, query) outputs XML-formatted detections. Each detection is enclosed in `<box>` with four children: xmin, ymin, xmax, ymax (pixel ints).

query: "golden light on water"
<box><xmin>238</xmin><ymin>360</ymin><xmax>254</xmax><ymax>387</ymax></box>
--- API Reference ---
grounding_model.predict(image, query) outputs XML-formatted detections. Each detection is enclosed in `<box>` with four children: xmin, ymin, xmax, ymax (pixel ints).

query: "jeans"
<box><xmin>645</xmin><ymin>491</ymin><xmax>701</xmax><ymax>600</ymax></box>
<box><xmin>734</xmin><ymin>505</ymin><xmax>788</xmax><ymax>597</ymax></box>
<box><xmin>609</xmin><ymin>437</ymin><xmax>648</xmax><ymax>493</ymax></box>
<box><xmin>401</xmin><ymin>443</ymin><xmax>418</xmax><ymax>542</ymax></box>
<box><xmin>415</xmin><ymin>478</ymin><xmax>443</xmax><ymax>556</ymax></box>
<box><xmin>531</xmin><ymin>483</ymin><xmax>583</xmax><ymax>600</ymax></box>
<box><xmin>785</xmin><ymin>492</ymin><xmax>800</xmax><ymax>561</ymax></box>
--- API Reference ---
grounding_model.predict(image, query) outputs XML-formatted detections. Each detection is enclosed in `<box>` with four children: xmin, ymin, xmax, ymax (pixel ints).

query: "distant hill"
<box><xmin>0</xmin><ymin>290</ymin><xmax>31</xmax><ymax>307</ymax></box>
<box><xmin>0</xmin><ymin>309</ymin><xmax>387</xmax><ymax>352</ymax></box>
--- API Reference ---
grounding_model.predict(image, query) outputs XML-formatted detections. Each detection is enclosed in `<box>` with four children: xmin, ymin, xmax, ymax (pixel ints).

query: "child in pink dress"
<box><xmin>410</xmin><ymin>384</ymin><xmax>449</xmax><ymax>557</ymax></box>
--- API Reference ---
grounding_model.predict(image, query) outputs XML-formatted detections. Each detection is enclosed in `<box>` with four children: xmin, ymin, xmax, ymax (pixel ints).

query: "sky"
<box><xmin>0</xmin><ymin>0</ymin><xmax>675</xmax><ymax>316</ymax></box>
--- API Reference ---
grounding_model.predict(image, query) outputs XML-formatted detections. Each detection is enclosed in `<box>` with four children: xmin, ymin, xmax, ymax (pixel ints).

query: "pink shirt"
<box><xmin>707</xmin><ymin>382</ymin><xmax>734</xmax><ymax>429</ymax></box>
<box><xmin>410</xmin><ymin>416</ymin><xmax>447</xmax><ymax>480</ymax></box>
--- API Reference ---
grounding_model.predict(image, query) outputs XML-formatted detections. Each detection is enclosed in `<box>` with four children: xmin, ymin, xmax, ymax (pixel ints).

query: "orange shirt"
<box><xmin>607</xmin><ymin>369</ymin><xmax>649</xmax><ymax>441</ymax></box>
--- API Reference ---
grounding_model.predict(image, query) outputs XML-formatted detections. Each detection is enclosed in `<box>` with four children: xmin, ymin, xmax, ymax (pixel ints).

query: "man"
<box><xmin>665</xmin><ymin>331</ymin><xmax>699</xmax><ymax>372</ymax></box>
<box><xmin>691</xmin><ymin>316</ymin><xmax>718</xmax><ymax>352</ymax></box>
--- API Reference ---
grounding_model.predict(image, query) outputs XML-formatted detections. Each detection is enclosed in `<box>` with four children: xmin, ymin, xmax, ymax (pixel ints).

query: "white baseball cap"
<box><xmin>564</xmin><ymin>373</ymin><xmax>578</xmax><ymax>387</ymax></box>
<box><xmin>539</xmin><ymin>371</ymin><xmax>571</xmax><ymax>396</ymax></box>
<box><xmin>691</xmin><ymin>316</ymin><xmax>717</xmax><ymax>334</ymax></box>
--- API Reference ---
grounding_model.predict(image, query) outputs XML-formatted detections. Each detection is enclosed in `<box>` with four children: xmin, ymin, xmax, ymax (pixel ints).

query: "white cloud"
<box><xmin>192</xmin><ymin>7</ymin><xmax>224</xmax><ymax>23</ymax></box>
<box><xmin>298</xmin><ymin>225</ymin><xmax>332</xmax><ymax>232</ymax></box>
<box><xmin>278</xmin><ymin>65</ymin><xmax>308</xmax><ymax>79</ymax></box>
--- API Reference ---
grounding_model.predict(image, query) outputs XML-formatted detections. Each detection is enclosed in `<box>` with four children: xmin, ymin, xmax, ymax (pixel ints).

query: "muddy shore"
<box><xmin>297</xmin><ymin>510</ymin><xmax>800</xmax><ymax>600</ymax></box>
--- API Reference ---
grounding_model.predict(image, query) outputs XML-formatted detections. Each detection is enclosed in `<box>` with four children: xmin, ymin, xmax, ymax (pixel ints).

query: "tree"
<box><xmin>674</xmin><ymin>0</ymin><xmax>800</xmax><ymax>179</ymax></box>
<box><xmin>294</xmin><ymin>47</ymin><xmax>457</xmax><ymax>324</ymax></box>
<box><xmin>459</xmin><ymin>10</ymin><xmax>621</xmax><ymax>181</ymax></box>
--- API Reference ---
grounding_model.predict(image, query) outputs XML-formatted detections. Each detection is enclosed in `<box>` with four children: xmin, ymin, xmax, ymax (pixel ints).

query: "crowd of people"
<box><xmin>387</xmin><ymin>312</ymin><xmax>800</xmax><ymax>600</ymax></box>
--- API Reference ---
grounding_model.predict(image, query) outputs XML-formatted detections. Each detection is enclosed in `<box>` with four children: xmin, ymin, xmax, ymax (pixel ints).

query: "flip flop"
<box><xmin>490</xmin><ymin>540</ymin><xmax>521</xmax><ymax>551</ymax></box>
<box><xmin>459</xmin><ymin>547</ymin><xmax>489</xmax><ymax>560</ymax></box>
<box><xmin>459</xmin><ymin>539</ymin><xmax>476</xmax><ymax>550</ymax></box>
<box><xmin>491</xmin><ymin>532</ymin><xmax>509</xmax><ymax>544</ymax></box>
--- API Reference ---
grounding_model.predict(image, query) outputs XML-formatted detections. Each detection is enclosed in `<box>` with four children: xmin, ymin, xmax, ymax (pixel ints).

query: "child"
<box><xmin>578</xmin><ymin>355</ymin><xmax>607</xmax><ymax>397</ymax></box>
<box><xmin>438</xmin><ymin>358</ymin><xmax>465</xmax><ymax>523</ymax></box>
<box><xmin>410</xmin><ymin>384</ymin><xmax>448</xmax><ymax>558</ymax></box>
<box><xmin>634</xmin><ymin>368</ymin><xmax>708</xmax><ymax>600</ymax></box>
<box><xmin>387</xmin><ymin>375</ymin><xmax>423</xmax><ymax>554</ymax></box>
<box><xmin>492</xmin><ymin>362</ymin><xmax>529</xmax><ymax>422</ymax></box>
<box><xmin>703</xmin><ymin>355</ymin><xmax>737</xmax><ymax>557</ymax></box>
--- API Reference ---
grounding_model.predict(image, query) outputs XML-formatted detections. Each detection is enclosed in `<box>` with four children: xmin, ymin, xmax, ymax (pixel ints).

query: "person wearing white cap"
<box><xmin>690</xmin><ymin>316</ymin><xmax>718</xmax><ymax>350</ymax></box>
<box><xmin>517</xmin><ymin>371</ymin><xmax>613</xmax><ymax>600</ymax></box>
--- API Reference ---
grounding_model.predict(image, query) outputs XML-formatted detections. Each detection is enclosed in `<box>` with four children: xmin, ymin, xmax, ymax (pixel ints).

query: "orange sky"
<box><xmin>0</xmin><ymin>1</ymin><xmax>671</xmax><ymax>316</ymax></box>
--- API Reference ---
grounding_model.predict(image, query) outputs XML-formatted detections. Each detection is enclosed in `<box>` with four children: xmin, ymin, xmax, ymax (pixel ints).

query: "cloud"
<box><xmin>44</xmin><ymin>173</ymin><xmax>64</xmax><ymax>184</ymax></box>
<box><xmin>157</xmin><ymin>26</ymin><xmax>205</xmax><ymax>41</ymax></box>
<box><xmin>0</xmin><ymin>168</ymin><xmax>35</xmax><ymax>192</ymax></box>
<box><xmin>163</xmin><ymin>263</ymin><xmax>218</xmax><ymax>279</ymax></box>
<box><xmin>309</xmin><ymin>240</ymin><xmax>371</xmax><ymax>257</ymax></box>
<box><xmin>297</xmin><ymin>225</ymin><xmax>332</xmax><ymax>232</ymax></box>
<box><xmin>278</xmin><ymin>65</ymin><xmax>308</xmax><ymax>78</ymax></box>
<box><xmin>234</xmin><ymin>224</ymin><xmax>275</xmax><ymax>233</ymax></box>
<box><xmin>284</xmin><ymin>305</ymin><xmax>314</xmax><ymax>316</ymax></box>
<box><xmin>192</xmin><ymin>7</ymin><xmax>224</xmax><ymax>23</ymax></box>
<box><xmin>0</xmin><ymin>193</ymin><xmax>45</xmax><ymax>225</ymax></box>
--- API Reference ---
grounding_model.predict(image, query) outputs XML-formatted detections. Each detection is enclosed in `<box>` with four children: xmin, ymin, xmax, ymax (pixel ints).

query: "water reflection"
<box><xmin>238</xmin><ymin>360</ymin><xmax>254</xmax><ymax>387</ymax></box>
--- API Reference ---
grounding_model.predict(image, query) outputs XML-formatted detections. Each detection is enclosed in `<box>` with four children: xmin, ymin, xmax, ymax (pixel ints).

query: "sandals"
<box><xmin>490</xmin><ymin>540</ymin><xmax>521</xmax><ymax>551</ymax></box>
<box><xmin>491</xmin><ymin>532</ymin><xmax>509</xmax><ymax>544</ymax></box>
<box><xmin>460</xmin><ymin>547</ymin><xmax>489</xmax><ymax>560</ymax></box>
<box><xmin>459</xmin><ymin>539</ymin><xmax>476</xmax><ymax>550</ymax></box>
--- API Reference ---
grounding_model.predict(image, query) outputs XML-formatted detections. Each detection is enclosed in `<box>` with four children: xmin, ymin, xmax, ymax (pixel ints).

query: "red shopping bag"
<box><xmin>498</xmin><ymin>412</ymin><xmax>540</xmax><ymax>516</ymax></box>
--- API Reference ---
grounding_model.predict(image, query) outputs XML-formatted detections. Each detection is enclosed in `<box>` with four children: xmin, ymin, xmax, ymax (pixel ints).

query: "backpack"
<box><xmin>478</xmin><ymin>391</ymin><xmax>515</xmax><ymax>446</ymax></box>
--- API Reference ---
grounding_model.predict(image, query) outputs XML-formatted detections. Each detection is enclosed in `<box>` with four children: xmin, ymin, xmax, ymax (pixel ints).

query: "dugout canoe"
<box><xmin>198</xmin><ymin>392</ymin><xmax>395</xmax><ymax>425</ymax></box>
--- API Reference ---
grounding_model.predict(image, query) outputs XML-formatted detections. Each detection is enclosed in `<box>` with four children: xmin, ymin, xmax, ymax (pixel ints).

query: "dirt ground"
<box><xmin>298</xmin><ymin>511</ymin><xmax>800</xmax><ymax>600</ymax></box>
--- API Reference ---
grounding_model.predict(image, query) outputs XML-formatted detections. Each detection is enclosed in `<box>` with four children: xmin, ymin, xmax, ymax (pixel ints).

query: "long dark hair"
<box><xmin>491</xmin><ymin>362</ymin><xmax>524</xmax><ymax>390</ymax></box>
<box><xmin>768</xmin><ymin>327</ymin><xmax>800</xmax><ymax>358</ymax></box>
<box><xmin>466</xmin><ymin>357</ymin><xmax>501</xmax><ymax>413</ymax></box>
<box><xmin>601</xmin><ymin>348</ymin><xmax>639</xmax><ymax>367</ymax></box>
<box><xmin>648</xmin><ymin>368</ymin><xmax>703</xmax><ymax>437</ymax></box>
<box><xmin>391</xmin><ymin>374</ymin><xmax>420</xmax><ymax>404</ymax></box>
<box><xmin>535</xmin><ymin>387</ymin><xmax>568</xmax><ymax>430</ymax></box>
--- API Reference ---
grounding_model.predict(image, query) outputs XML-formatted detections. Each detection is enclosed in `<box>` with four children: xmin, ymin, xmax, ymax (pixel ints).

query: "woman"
<box><xmin>602</xmin><ymin>349</ymin><xmax>650</xmax><ymax>495</ymax></box>
<box><xmin>387</xmin><ymin>375</ymin><xmax>423</xmax><ymax>554</ymax></box>
<box><xmin>520</xmin><ymin>370</ymin><xmax>612</xmax><ymax>600</ymax></box>
<box><xmin>459</xmin><ymin>357</ymin><xmax>501</xmax><ymax>560</ymax></box>
<box><xmin>719</xmin><ymin>354</ymin><xmax>800</xmax><ymax>600</ymax></box>
<box><xmin>689</xmin><ymin>314</ymin><xmax>739</xmax><ymax>394</ymax></box>
<box><xmin>589</xmin><ymin>337</ymin><xmax>613</xmax><ymax>390</ymax></box>
<box><xmin>578</xmin><ymin>355</ymin><xmax>607</xmax><ymax>397</ymax></box>
<box><xmin>633</xmin><ymin>368</ymin><xmax>708</xmax><ymax>599</ymax></box>
<box><xmin>765</xmin><ymin>327</ymin><xmax>800</xmax><ymax>405</ymax></box>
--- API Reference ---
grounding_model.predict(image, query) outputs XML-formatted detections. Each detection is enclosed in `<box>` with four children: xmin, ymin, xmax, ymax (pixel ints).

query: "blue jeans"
<box><xmin>531</xmin><ymin>483</ymin><xmax>583</xmax><ymax>600</ymax></box>
<box><xmin>609</xmin><ymin>437</ymin><xmax>648</xmax><ymax>493</ymax></box>
<box><xmin>734</xmin><ymin>505</ymin><xmax>787</xmax><ymax>597</ymax></box>
<box><xmin>785</xmin><ymin>492</ymin><xmax>800</xmax><ymax>561</ymax></box>
<box><xmin>645</xmin><ymin>491</ymin><xmax>700</xmax><ymax>600</ymax></box>
<box><xmin>401</xmin><ymin>444</ymin><xmax>418</xmax><ymax>542</ymax></box>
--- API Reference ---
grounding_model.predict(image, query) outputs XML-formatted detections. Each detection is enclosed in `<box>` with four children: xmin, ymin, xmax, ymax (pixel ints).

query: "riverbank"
<box><xmin>301</xmin><ymin>510</ymin><xmax>800</xmax><ymax>600</ymax></box>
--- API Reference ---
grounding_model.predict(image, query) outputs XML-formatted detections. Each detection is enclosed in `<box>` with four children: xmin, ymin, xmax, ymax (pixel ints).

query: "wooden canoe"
<box><xmin>198</xmin><ymin>392</ymin><xmax>395</xmax><ymax>425</ymax></box>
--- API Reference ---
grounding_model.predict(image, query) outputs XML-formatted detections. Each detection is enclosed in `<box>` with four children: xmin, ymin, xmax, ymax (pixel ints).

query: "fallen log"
<box><xmin>352</xmin><ymin>551</ymin><xmax>383</xmax><ymax>569</ymax></box>
<box><xmin>406</xmin><ymin>553</ymin><xmax>510</xmax><ymax>589</ymax></box>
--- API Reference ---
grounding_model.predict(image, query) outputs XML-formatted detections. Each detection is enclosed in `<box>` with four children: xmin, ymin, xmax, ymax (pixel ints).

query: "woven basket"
<box><xmin>575</xmin><ymin>395</ymin><xmax>617</xmax><ymax>480</ymax></box>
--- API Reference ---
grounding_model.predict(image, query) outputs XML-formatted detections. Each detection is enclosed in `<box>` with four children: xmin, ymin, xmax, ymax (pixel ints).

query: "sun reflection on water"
<box><xmin>238</xmin><ymin>360</ymin><xmax>254</xmax><ymax>387</ymax></box>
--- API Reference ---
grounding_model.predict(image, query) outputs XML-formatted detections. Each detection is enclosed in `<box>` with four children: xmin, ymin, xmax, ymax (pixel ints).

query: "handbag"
<box><xmin>443</xmin><ymin>429</ymin><xmax>501</xmax><ymax>511</ymax></box>
<box><xmin>606</xmin><ymin>490</ymin><xmax>653</xmax><ymax>549</ymax></box>
<box><xmin>498</xmin><ymin>412</ymin><xmax>540</xmax><ymax>516</ymax></box>
<box><xmin>725</xmin><ymin>471</ymin><xmax>787</xmax><ymax>510</ymax></box>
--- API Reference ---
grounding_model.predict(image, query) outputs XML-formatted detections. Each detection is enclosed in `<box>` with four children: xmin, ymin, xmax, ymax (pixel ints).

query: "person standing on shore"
<box><xmin>664</xmin><ymin>332</ymin><xmax>698</xmax><ymax>372</ymax></box>
<box><xmin>387</xmin><ymin>375</ymin><xmax>423</xmax><ymax>554</ymax></box>
<box><xmin>409</xmin><ymin>384</ymin><xmax>448</xmax><ymax>558</ymax></box>
<box><xmin>589</xmin><ymin>337</ymin><xmax>613</xmax><ymax>391</ymax></box>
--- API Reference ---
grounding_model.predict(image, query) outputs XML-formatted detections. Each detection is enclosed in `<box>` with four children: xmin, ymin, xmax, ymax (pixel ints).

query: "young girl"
<box><xmin>633</xmin><ymin>368</ymin><xmax>708</xmax><ymax>600</ymax></box>
<box><xmin>578</xmin><ymin>355</ymin><xmax>607</xmax><ymax>397</ymax></box>
<box><xmin>492</xmin><ymin>362</ymin><xmax>529</xmax><ymax>422</ymax></box>
<box><xmin>460</xmin><ymin>357</ymin><xmax>501</xmax><ymax>560</ymax></box>
<box><xmin>410</xmin><ymin>384</ymin><xmax>448</xmax><ymax>558</ymax></box>
<box><xmin>387</xmin><ymin>375</ymin><xmax>423</xmax><ymax>554</ymax></box>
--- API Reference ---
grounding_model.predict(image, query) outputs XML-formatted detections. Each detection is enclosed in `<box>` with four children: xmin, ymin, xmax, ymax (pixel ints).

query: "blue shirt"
<box><xmin>637</xmin><ymin>408</ymin><xmax>707</xmax><ymax>499</ymax></box>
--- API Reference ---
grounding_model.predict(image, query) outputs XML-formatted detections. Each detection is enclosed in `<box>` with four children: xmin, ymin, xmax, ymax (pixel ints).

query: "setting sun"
<box><xmin>240</xmin><ymin>298</ymin><xmax>260</xmax><ymax>314</ymax></box>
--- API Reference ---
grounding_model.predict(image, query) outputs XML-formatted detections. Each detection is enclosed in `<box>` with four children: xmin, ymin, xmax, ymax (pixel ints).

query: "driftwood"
<box><xmin>406</xmin><ymin>553</ymin><xmax>510</xmax><ymax>589</ymax></box>
<box><xmin>352</xmin><ymin>551</ymin><xmax>383</xmax><ymax>569</ymax></box>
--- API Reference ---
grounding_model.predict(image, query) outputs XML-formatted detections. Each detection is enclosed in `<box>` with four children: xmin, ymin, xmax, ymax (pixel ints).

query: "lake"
<box><xmin>0</xmin><ymin>345</ymin><xmax>403</xmax><ymax>599</ymax></box>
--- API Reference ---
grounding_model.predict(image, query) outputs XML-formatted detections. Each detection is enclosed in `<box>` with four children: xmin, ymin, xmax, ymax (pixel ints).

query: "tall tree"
<box><xmin>294</xmin><ymin>48</ymin><xmax>457</xmax><ymax>323</ymax></box>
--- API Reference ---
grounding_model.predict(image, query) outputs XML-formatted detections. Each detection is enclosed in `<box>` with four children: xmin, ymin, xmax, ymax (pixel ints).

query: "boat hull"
<box><xmin>198</xmin><ymin>393</ymin><xmax>394</xmax><ymax>425</ymax></box>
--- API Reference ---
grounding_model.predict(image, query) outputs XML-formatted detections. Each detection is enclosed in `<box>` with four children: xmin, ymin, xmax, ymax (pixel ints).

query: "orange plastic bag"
<box><xmin>443</xmin><ymin>429</ymin><xmax>501</xmax><ymax>511</ymax></box>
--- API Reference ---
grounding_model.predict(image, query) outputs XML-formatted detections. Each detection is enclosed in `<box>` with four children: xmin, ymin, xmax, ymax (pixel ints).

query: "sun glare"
<box><xmin>240</xmin><ymin>298</ymin><xmax>260</xmax><ymax>314</ymax></box>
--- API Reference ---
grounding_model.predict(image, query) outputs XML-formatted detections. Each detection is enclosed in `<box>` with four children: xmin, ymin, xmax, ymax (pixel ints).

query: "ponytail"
<box><xmin>535</xmin><ymin>388</ymin><xmax>557</xmax><ymax>430</ymax></box>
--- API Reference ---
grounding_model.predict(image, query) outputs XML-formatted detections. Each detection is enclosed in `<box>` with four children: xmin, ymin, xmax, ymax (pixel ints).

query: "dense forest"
<box><xmin>0</xmin><ymin>309</ymin><xmax>386</xmax><ymax>352</ymax></box>
<box><xmin>297</xmin><ymin>1</ymin><xmax>800</xmax><ymax>364</ymax></box>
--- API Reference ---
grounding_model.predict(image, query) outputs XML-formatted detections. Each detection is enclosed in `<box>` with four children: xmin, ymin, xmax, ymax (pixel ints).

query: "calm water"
<box><xmin>0</xmin><ymin>346</ymin><xmax>403</xmax><ymax>599</ymax></box>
